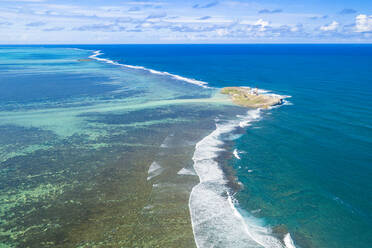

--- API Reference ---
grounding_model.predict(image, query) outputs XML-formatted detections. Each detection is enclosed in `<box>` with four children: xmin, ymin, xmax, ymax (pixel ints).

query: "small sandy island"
<box><xmin>221</xmin><ymin>87</ymin><xmax>286</xmax><ymax>109</ymax></box>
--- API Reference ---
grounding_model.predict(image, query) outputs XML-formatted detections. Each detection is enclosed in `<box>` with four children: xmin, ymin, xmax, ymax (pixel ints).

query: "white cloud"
<box><xmin>0</xmin><ymin>0</ymin><xmax>372</xmax><ymax>43</ymax></box>
<box><xmin>290</xmin><ymin>26</ymin><xmax>298</xmax><ymax>32</ymax></box>
<box><xmin>254</xmin><ymin>18</ymin><xmax>269</xmax><ymax>31</ymax></box>
<box><xmin>216</xmin><ymin>28</ymin><xmax>228</xmax><ymax>36</ymax></box>
<box><xmin>320</xmin><ymin>21</ymin><xmax>339</xmax><ymax>31</ymax></box>
<box><xmin>355</xmin><ymin>14</ymin><xmax>372</xmax><ymax>32</ymax></box>
<box><xmin>255</xmin><ymin>19</ymin><xmax>269</xmax><ymax>27</ymax></box>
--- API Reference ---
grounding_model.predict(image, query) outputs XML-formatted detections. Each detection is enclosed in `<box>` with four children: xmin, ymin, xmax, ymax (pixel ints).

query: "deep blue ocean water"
<box><xmin>1</xmin><ymin>44</ymin><xmax>371</xmax><ymax>247</ymax></box>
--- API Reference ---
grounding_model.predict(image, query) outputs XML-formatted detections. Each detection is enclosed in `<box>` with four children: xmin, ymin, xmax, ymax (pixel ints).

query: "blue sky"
<box><xmin>0</xmin><ymin>0</ymin><xmax>371</xmax><ymax>44</ymax></box>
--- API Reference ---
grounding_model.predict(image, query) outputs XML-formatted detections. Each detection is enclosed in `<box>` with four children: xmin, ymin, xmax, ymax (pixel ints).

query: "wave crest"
<box><xmin>89</xmin><ymin>50</ymin><xmax>209</xmax><ymax>88</ymax></box>
<box><xmin>189</xmin><ymin>109</ymin><xmax>295</xmax><ymax>248</ymax></box>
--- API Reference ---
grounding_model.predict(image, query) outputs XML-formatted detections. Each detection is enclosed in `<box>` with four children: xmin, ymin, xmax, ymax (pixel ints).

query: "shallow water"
<box><xmin>1</xmin><ymin>45</ymin><xmax>371</xmax><ymax>248</ymax></box>
<box><xmin>0</xmin><ymin>47</ymin><xmax>243</xmax><ymax>247</ymax></box>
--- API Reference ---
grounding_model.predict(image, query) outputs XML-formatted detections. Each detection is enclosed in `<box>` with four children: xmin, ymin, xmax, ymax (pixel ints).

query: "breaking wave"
<box><xmin>189</xmin><ymin>109</ymin><xmax>296</xmax><ymax>248</ymax></box>
<box><xmin>233</xmin><ymin>149</ymin><xmax>241</xmax><ymax>159</ymax></box>
<box><xmin>89</xmin><ymin>50</ymin><xmax>209</xmax><ymax>88</ymax></box>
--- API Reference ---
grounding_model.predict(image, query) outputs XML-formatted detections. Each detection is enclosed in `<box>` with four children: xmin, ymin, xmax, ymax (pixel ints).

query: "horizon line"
<box><xmin>1</xmin><ymin>42</ymin><xmax>372</xmax><ymax>45</ymax></box>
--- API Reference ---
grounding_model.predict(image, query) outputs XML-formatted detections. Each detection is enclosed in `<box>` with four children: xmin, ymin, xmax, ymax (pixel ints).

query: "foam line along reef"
<box><xmin>189</xmin><ymin>109</ymin><xmax>296</xmax><ymax>248</ymax></box>
<box><xmin>89</xmin><ymin>50</ymin><xmax>209</xmax><ymax>88</ymax></box>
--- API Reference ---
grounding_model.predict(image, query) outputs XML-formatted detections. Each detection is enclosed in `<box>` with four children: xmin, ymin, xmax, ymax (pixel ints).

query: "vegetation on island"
<box><xmin>221</xmin><ymin>87</ymin><xmax>285</xmax><ymax>109</ymax></box>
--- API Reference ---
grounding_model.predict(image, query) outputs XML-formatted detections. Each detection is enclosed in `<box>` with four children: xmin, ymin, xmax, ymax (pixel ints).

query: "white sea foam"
<box><xmin>147</xmin><ymin>161</ymin><xmax>162</xmax><ymax>181</ymax></box>
<box><xmin>160</xmin><ymin>133</ymin><xmax>174</xmax><ymax>148</ymax></box>
<box><xmin>284</xmin><ymin>233</ymin><xmax>296</xmax><ymax>248</ymax></box>
<box><xmin>177</xmin><ymin>168</ymin><xmax>197</xmax><ymax>176</ymax></box>
<box><xmin>282</xmin><ymin>99</ymin><xmax>293</xmax><ymax>106</ymax></box>
<box><xmin>254</xmin><ymin>88</ymin><xmax>293</xmax><ymax>108</ymax></box>
<box><xmin>267</xmin><ymin>99</ymin><xmax>293</xmax><ymax>110</ymax></box>
<box><xmin>251</xmin><ymin>209</ymin><xmax>261</xmax><ymax>214</ymax></box>
<box><xmin>189</xmin><ymin>109</ymin><xmax>293</xmax><ymax>248</ymax></box>
<box><xmin>239</xmin><ymin>109</ymin><xmax>262</xmax><ymax>128</ymax></box>
<box><xmin>233</xmin><ymin>149</ymin><xmax>241</xmax><ymax>159</ymax></box>
<box><xmin>160</xmin><ymin>143</ymin><xmax>168</xmax><ymax>148</ymax></box>
<box><xmin>257</xmin><ymin>89</ymin><xmax>270</xmax><ymax>94</ymax></box>
<box><xmin>89</xmin><ymin>50</ymin><xmax>209</xmax><ymax>88</ymax></box>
